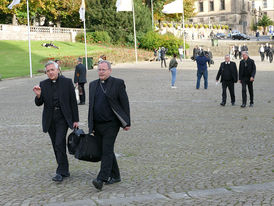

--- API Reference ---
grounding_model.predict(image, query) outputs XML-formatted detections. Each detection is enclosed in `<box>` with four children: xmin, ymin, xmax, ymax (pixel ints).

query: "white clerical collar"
<box><xmin>225</xmin><ymin>62</ymin><xmax>230</xmax><ymax>64</ymax></box>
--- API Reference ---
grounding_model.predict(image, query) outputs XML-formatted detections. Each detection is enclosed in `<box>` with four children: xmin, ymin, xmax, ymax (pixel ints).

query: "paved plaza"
<box><xmin>0</xmin><ymin>57</ymin><xmax>273</xmax><ymax>205</ymax></box>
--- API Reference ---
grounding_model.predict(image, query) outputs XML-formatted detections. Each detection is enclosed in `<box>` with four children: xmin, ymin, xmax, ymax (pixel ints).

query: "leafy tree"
<box><xmin>86</xmin><ymin>0</ymin><xmax>152</xmax><ymax>44</ymax></box>
<box><xmin>257</xmin><ymin>14</ymin><xmax>273</xmax><ymax>34</ymax></box>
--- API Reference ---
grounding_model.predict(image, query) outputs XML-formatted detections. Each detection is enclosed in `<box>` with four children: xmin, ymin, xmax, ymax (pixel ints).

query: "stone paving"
<box><xmin>0</xmin><ymin>56</ymin><xmax>273</xmax><ymax>206</ymax></box>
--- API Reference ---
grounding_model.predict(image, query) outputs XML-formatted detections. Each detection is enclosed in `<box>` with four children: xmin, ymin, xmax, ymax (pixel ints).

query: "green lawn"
<box><xmin>0</xmin><ymin>40</ymin><xmax>109</xmax><ymax>79</ymax></box>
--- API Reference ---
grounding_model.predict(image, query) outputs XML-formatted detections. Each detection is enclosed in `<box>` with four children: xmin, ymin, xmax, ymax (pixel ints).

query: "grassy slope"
<box><xmin>0</xmin><ymin>40</ymin><xmax>108</xmax><ymax>78</ymax></box>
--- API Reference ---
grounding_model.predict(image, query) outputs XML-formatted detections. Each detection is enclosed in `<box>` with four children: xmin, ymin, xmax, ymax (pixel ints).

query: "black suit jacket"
<box><xmin>239</xmin><ymin>58</ymin><xmax>256</xmax><ymax>80</ymax></box>
<box><xmin>216</xmin><ymin>61</ymin><xmax>238</xmax><ymax>83</ymax></box>
<box><xmin>74</xmin><ymin>63</ymin><xmax>87</xmax><ymax>84</ymax></box>
<box><xmin>88</xmin><ymin>76</ymin><xmax>130</xmax><ymax>133</ymax></box>
<box><xmin>35</xmin><ymin>75</ymin><xmax>79</xmax><ymax>133</ymax></box>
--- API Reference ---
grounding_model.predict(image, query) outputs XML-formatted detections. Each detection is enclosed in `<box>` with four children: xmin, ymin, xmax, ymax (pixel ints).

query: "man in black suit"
<box><xmin>239</xmin><ymin>52</ymin><xmax>256</xmax><ymax>108</ymax></box>
<box><xmin>33</xmin><ymin>61</ymin><xmax>79</xmax><ymax>182</ymax></box>
<box><xmin>88</xmin><ymin>60</ymin><xmax>130</xmax><ymax>190</ymax></box>
<box><xmin>216</xmin><ymin>55</ymin><xmax>238</xmax><ymax>106</ymax></box>
<box><xmin>74</xmin><ymin>58</ymin><xmax>87</xmax><ymax>105</ymax></box>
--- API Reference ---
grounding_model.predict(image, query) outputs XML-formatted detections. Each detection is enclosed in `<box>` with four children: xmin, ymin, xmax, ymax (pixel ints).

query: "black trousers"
<box><xmin>260</xmin><ymin>52</ymin><xmax>265</xmax><ymax>61</ymax></box>
<box><xmin>269</xmin><ymin>53</ymin><xmax>273</xmax><ymax>63</ymax></box>
<box><xmin>94</xmin><ymin>120</ymin><xmax>121</xmax><ymax>182</ymax></box>
<box><xmin>234</xmin><ymin>51</ymin><xmax>238</xmax><ymax>59</ymax></box>
<box><xmin>241</xmin><ymin>79</ymin><xmax>254</xmax><ymax>105</ymax></box>
<box><xmin>222</xmin><ymin>81</ymin><xmax>235</xmax><ymax>104</ymax></box>
<box><xmin>161</xmin><ymin>58</ymin><xmax>167</xmax><ymax>68</ymax></box>
<box><xmin>48</xmin><ymin>109</ymin><xmax>69</xmax><ymax>175</ymax></box>
<box><xmin>78</xmin><ymin>83</ymin><xmax>85</xmax><ymax>103</ymax></box>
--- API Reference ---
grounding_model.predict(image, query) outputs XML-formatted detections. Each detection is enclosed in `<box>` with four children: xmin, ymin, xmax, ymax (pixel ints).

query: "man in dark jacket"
<box><xmin>239</xmin><ymin>52</ymin><xmax>256</xmax><ymax>108</ymax></box>
<box><xmin>216</xmin><ymin>55</ymin><xmax>238</xmax><ymax>106</ymax></box>
<box><xmin>88</xmin><ymin>60</ymin><xmax>130</xmax><ymax>190</ymax></box>
<box><xmin>160</xmin><ymin>47</ymin><xmax>167</xmax><ymax>68</ymax></box>
<box><xmin>74</xmin><ymin>58</ymin><xmax>87</xmax><ymax>105</ymax></box>
<box><xmin>196</xmin><ymin>51</ymin><xmax>210</xmax><ymax>89</ymax></box>
<box><xmin>33</xmin><ymin>61</ymin><xmax>79</xmax><ymax>182</ymax></box>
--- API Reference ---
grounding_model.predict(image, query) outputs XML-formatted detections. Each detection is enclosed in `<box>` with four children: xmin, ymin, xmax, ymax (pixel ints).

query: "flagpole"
<box><xmin>83</xmin><ymin>18</ymin><xmax>88</xmax><ymax>71</ymax></box>
<box><xmin>182</xmin><ymin>0</ymin><xmax>186</xmax><ymax>59</ymax></box>
<box><xmin>26</xmin><ymin>0</ymin><xmax>32</xmax><ymax>78</ymax></box>
<box><xmin>151</xmin><ymin>0</ymin><xmax>154</xmax><ymax>28</ymax></box>
<box><xmin>132</xmin><ymin>0</ymin><xmax>138</xmax><ymax>63</ymax></box>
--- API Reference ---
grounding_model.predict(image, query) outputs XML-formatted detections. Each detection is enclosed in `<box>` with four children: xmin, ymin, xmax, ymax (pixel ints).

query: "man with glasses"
<box><xmin>239</xmin><ymin>52</ymin><xmax>256</xmax><ymax>108</ymax></box>
<box><xmin>33</xmin><ymin>61</ymin><xmax>79</xmax><ymax>182</ymax></box>
<box><xmin>88</xmin><ymin>60</ymin><xmax>131</xmax><ymax>190</ymax></box>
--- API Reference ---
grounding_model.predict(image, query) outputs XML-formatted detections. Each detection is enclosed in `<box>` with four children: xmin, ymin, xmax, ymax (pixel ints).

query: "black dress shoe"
<box><xmin>92</xmin><ymin>178</ymin><xmax>103</xmax><ymax>190</ymax></box>
<box><xmin>61</xmin><ymin>172</ymin><xmax>70</xmax><ymax>178</ymax></box>
<box><xmin>241</xmin><ymin>104</ymin><xmax>246</xmax><ymax>108</ymax></box>
<box><xmin>220</xmin><ymin>102</ymin><xmax>225</xmax><ymax>106</ymax></box>
<box><xmin>52</xmin><ymin>174</ymin><xmax>63</xmax><ymax>182</ymax></box>
<box><xmin>249</xmin><ymin>103</ymin><xmax>254</xmax><ymax>107</ymax></box>
<box><xmin>105</xmin><ymin>177</ymin><xmax>121</xmax><ymax>185</ymax></box>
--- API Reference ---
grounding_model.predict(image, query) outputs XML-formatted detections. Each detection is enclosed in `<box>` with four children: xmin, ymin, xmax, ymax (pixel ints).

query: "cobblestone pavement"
<box><xmin>0</xmin><ymin>57</ymin><xmax>273</xmax><ymax>206</ymax></box>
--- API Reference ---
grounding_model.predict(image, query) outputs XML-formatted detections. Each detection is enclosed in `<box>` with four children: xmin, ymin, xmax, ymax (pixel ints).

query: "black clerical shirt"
<box><xmin>51</xmin><ymin>78</ymin><xmax>60</xmax><ymax>108</ymax></box>
<box><xmin>223</xmin><ymin>63</ymin><xmax>233</xmax><ymax>81</ymax></box>
<box><xmin>93</xmin><ymin>78</ymin><xmax>117</xmax><ymax>123</ymax></box>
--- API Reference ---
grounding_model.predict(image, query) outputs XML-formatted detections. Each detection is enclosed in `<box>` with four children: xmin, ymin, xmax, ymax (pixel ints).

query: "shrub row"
<box><xmin>139</xmin><ymin>31</ymin><xmax>189</xmax><ymax>55</ymax></box>
<box><xmin>76</xmin><ymin>31</ymin><xmax>111</xmax><ymax>44</ymax></box>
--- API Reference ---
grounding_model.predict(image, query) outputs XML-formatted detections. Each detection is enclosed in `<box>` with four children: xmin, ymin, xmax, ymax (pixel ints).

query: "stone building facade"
<box><xmin>188</xmin><ymin>0</ymin><xmax>274</xmax><ymax>34</ymax></box>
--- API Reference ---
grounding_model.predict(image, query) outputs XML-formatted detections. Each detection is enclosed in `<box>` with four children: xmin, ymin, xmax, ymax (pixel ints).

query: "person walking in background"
<box><xmin>154</xmin><ymin>48</ymin><xmax>158</xmax><ymax>61</ymax></box>
<box><xmin>195</xmin><ymin>51</ymin><xmax>210</xmax><ymax>90</ymax></box>
<box><xmin>88</xmin><ymin>60</ymin><xmax>130</xmax><ymax>190</ymax></box>
<box><xmin>259</xmin><ymin>44</ymin><xmax>265</xmax><ymax>61</ymax></box>
<box><xmin>55</xmin><ymin>59</ymin><xmax>62</xmax><ymax>75</ymax></box>
<box><xmin>74</xmin><ymin>58</ymin><xmax>87</xmax><ymax>105</ymax></box>
<box><xmin>216</xmin><ymin>55</ymin><xmax>238</xmax><ymax>106</ymax></box>
<box><xmin>234</xmin><ymin>44</ymin><xmax>239</xmax><ymax>59</ymax></box>
<box><xmin>178</xmin><ymin>46</ymin><xmax>184</xmax><ymax>62</ymax></box>
<box><xmin>239</xmin><ymin>52</ymin><xmax>256</xmax><ymax>108</ymax></box>
<box><xmin>169</xmin><ymin>53</ymin><xmax>178</xmax><ymax>88</ymax></box>
<box><xmin>160</xmin><ymin>47</ymin><xmax>167</xmax><ymax>68</ymax></box>
<box><xmin>269</xmin><ymin>45</ymin><xmax>273</xmax><ymax>63</ymax></box>
<box><xmin>256</xmin><ymin>30</ymin><xmax>260</xmax><ymax>41</ymax></box>
<box><xmin>33</xmin><ymin>61</ymin><xmax>79</xmax><ymax>182</ymax></box>
<box><xmin>192</xmin><ymin>45</ymin><xmax>199</xmax><ymax>61</ymax></box>
<box><xmin>242</xmin><ymin>44</ymin><xmax>248</xmax><ymax>53</ymax></box>
<box><xmin>238</xmin><ymin>44</ymin><xmax>242</xmax><ymax>59</ymax></box>
<box><xmin>265</xmin><ymin>43</ymin><xmax>270</xmax><ymax>61</ymax></box>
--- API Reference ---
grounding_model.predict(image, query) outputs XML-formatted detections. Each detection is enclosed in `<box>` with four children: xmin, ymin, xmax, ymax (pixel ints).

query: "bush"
<box><xmin>75</xmin><ymin>31</ymin><xmax>111</xmax><ymax>44</ymax></box>
<box><xmin>194</xmin><ymin>24</ymin><xmax>198</xmax><ymax>29</ymax></box>
<box><xmin>213</xmin><ymin>25</ymin><xmax>217</xmax><ymax>29</ymax></box>
<box><xmin>139</xmin><ymin>31</ymin><xmax>189</xmax><ymax>56</ymax></box>
<box><xmin>185</xmin><ymin>24</ymin><xmax>189</xmax><ymax>28</ymax></box>
<box><xmin>163</xmin><ymin>23</ymin><xmax>167</xmax><ymax>27</ymax></box>
<box><xmin>189</xmin><ymin>24</ymin><xmax>193</xmax><ymax>28</ymax></box>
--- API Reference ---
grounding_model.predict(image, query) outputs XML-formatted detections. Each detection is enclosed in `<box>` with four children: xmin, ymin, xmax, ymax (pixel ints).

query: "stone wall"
<box><xmin>0</xmin><ymin>25</ymin><xmax>83</xmax><ymax>42</ymax></box>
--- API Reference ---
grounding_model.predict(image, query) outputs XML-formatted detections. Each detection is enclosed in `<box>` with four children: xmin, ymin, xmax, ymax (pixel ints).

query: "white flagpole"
<box><xmin>132</xmin><ymin>0</ymin><xmax>138</xmax><ymax>63</ymax></box>
<box><xmin>26</xmin><ymin>0</ymin><xmax>32</xmax><ymax>78</ymax></box>
<box><xmin>83</xmin><ymin>18</ymin><xmax>88</xmax><ymax>71</ymax></box>
<box><xmin>151</xmin><ymin>0</ymin><xmax>154</xmax><ymax>28</ymax></box>
<box><xmin>182</xmin><ymin>0</ymin><xmax>186</xmax><ymax>59</ymax></box>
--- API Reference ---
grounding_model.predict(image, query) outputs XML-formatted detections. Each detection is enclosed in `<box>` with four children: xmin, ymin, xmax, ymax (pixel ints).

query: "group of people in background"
<box><xmin>258</xmin><ymin>43</ymin><xmax>273</xmax><ymax>63</ymax></box>
<box><xmin>229</xmin><ymin>44</ymin><xmax>248</xmax><ymax>60</ymax></box>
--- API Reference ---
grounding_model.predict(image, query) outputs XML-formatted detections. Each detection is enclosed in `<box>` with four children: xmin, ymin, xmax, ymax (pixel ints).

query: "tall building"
<box><xmin>188</xmin><ymin>0</ymin><xmax>274</xmax><ymax>34</ymax></box>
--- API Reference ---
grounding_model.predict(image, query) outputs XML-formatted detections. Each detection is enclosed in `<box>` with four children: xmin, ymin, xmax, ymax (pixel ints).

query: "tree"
<box><xmin>257</xmin><ymin>14</ymin><xmax>273</xmax><ymax>35</ymax></box>
<box><xmin>86</xmin><ymin>0</ymin><xmax>152</xmax><ymax>44</ymax></box>
<box><xmin>150</xmin><ymin>0</ymin><xmax>195</xmax><ymax>28</ymax></box>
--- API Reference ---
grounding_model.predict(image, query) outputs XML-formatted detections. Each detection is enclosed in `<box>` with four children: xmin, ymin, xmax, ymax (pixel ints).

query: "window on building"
<box><xmin>199</xmin><ymin>2</ymin><xmax>204</xmax><ymax>12</ymax></box>
<box><xmin>210</xmin><ymin>1</ymin><xmax>214</xmax><ymax>11</ymax></box>
<box><xmin>263</xmin><ymin>0</ymin><xmax>267</xmax><ymax>8</ymax></box>
<box><xmin>220</xmin><ymin>0</ymin><xmax>225</xmax><ymax>10</ymax></box>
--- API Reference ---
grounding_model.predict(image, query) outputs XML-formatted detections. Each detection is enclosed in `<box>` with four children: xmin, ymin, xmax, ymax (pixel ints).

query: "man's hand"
<box><xmin>73</xmin><ymin>122</ymin><xmax>79</xmax><ymax>128</ymax></box>
<box><xmin>250</xmin><ymin>77</ymin><xmax>254</xmax><ymax>82</ymax></box>
<box><xmin>33</xmin><ymin>86</ymin><xmax>41</xmax><ymax>98</ymax></box>
<box><xmin>123</xmin><ymin>126</ymin><xmax>130</xmax><ymax>131</ymax></box>
<box><xmin>75</xmin><ymin>83</ymin><xmax>78</xmax><ymax>87</ymax></box>
<box><xmin>238</xmin><ymin>80</ymin><xmax>242</xmax><ymax>83</ymax></box>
